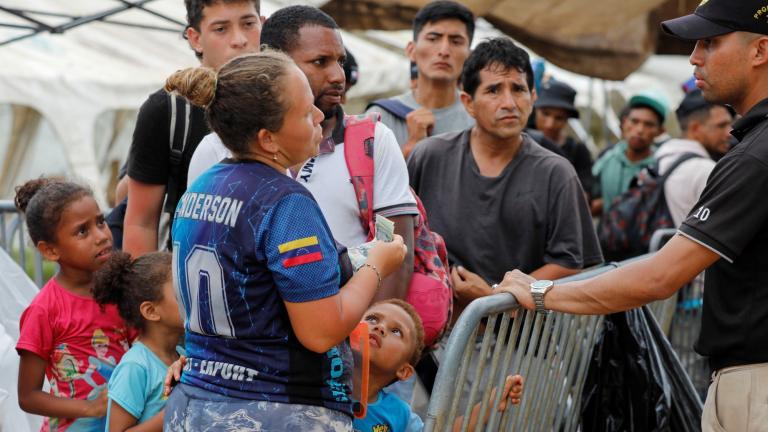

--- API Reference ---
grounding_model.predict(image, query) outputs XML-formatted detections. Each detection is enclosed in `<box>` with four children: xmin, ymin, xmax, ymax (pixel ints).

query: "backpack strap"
<box><xmin>366</xmin><ymin>99</ymin><xmax>414</xmax><ymax>121</ymax></box>
<box><xmin>658</xmin><ymin>152</ymin><xmax>703</xmax><ymax>188</ymax></box>
<box><xmin>164</xmin><ymin>93</ymin><xmax>192</xmax><ymax>214</ymax></box>
<box><xmin>343</xmin><ymin>113</ymin><xmax>380</xmax><ymax>240</ymax></box>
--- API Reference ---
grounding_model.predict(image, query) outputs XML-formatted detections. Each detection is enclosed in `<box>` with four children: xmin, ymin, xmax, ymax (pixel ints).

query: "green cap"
<box><xmin>628</xmin><ymin>90</ymin><xmax>669</xmax><ymax>123</ymax></box>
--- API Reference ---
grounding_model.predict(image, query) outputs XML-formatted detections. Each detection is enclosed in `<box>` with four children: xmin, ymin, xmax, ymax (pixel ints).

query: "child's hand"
<box><xmin>85</xmin><ymin>389</ymin><xmax>109</xmax><ymax>417</ymax></box>
<box><xmin>497</xmin><ymin>374</ymin><xmax>524</xmax><ymax>411</ymax></box>
<box><xmin>458</xmin><ymin>374</ymin><xmax>525</xmax><ymax>431</ymax></box>
<box><xmin>366</xmin><ymin>234</ymin><xmax>407</xmax><ymax>279</ymax></box>
<box><xmin>163</xmin><ymin>355</ymin><xmax>187</xmax><ymax>397</ymax></box>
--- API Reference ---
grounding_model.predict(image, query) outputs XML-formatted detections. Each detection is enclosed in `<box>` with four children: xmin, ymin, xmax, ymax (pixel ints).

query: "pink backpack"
<box><xmin>343</xmin><ymin>113</ymin><xmax>453</xmax><ymax>347</ymax></box>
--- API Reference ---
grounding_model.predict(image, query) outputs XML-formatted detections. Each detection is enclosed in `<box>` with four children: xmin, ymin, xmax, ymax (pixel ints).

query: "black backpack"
<box><xmin>598</xmin><ymin>153</ymin><xmax>702</xmax><ymax>261</ymax></box>
<box><xmin>106</xmin><ymin>93</ymin><xmax>192</xmax><ymax>250</ymax></box>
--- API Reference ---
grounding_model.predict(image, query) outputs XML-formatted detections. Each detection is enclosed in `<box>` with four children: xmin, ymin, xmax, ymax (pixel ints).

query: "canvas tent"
<box><xmin>319</xmin><ymin>0</ymin><xmax>699</xmax><ymax>80</ymax></box>
<box><xmin>0</xmin><ymin>0</ymin><xmax>705</xmax><ymax>203</ymax></box>
<box><xmin>0</xmin><ymin>1</ymin><xmax>702</xmax><ymax>429</ymax></box>
<box><xmin>0</xmin><ymin>0</ymin><xmax>410</xmax><ymax>203</ymax></box>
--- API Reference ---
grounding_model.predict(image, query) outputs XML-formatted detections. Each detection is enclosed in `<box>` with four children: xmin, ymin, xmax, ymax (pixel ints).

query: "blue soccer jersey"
<box><xmin>172</xmin><ymin>160</ymin><xmax>352</xmax><ymax>414</ymax></box>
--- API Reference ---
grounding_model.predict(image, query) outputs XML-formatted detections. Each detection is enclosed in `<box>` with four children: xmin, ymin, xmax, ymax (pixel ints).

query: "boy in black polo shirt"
<box><xmin>123</xmin><ymin>0</ymin><xmax>262</xmax><ymax>257</ymax></box>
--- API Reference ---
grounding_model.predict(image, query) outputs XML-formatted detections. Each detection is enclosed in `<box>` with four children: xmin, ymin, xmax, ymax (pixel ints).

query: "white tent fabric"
<box><xmin>0</xmin><ymin>0</ymin><xmax>197</xmax><ymax>203</ymax></box>
<box><xmin>0</xmin><ymin>0</ymin><xmax>409</xmax><ymax>203</ymax></box>
<box><xmin>0</xmin><ymin>248</ymin><xmax>42</xmax><ymax>431</ymax></box>
<box><xmin>0</xmin><ymin>0</ymin><xmax>696</xmax><ymax>203</ymax></box>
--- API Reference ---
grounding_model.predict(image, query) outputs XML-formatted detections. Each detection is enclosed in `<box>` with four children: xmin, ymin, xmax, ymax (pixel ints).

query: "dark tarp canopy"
<box><xmin>321</xmin><ymin>0</ymin><xmax>699</xmax><ymax>80</ymax></box>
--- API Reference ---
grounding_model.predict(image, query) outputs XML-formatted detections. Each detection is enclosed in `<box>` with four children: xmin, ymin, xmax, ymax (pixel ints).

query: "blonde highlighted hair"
<box><xmin>164</xmin><ymin>50</ymin><xmax>295</xmax><ymax>156</ymax></box>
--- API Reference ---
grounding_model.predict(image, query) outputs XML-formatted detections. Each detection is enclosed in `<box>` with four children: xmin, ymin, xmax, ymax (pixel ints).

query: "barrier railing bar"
<box><xmin>0</xmin><ymin>211</ymin><xmax>6</xmax><ymax>248</ymax></box>
<box><xmin>445</xmin><ymin>324</ymin><xmax>480</xmax><ymax>430</ymax></box>
<box><xmin>460</xmin><ymin>313</ymin><xmax>499</xmax><ymax>431</ymax></box>
<box><xmin>566</xmin><ymin>315</ymin><xmax>604</xmax><ymax>431</ymax></box>
<box><xmin>533</xmin><ymin>312</ymin><xmax>564</xmax><ymax>428</ymax></box>
<box><xmin>12</xmin><ymin>216</ymin><xmax>27</xmax><ymax>274</ymax></box>
<box><xmin>649</xmin><ymin>228</ymin><xmax>677</xmax><ymax>253</ymax></box>
<box><xmin>645</xmin><ymin>303</ymin><xmax>704</xmax><ymax>411</ymax></box>
<box><xmin>518</xmin><ymin>312</ymin><xmax>554</xmax><ymax>431</ymax></box>
<box><xmin>505</xmin><ymin>309</ymin><xmax>535</xmax><ymax>427</ymax></box>
<box><xmin>512</xmin><ymin>311</ymin><xmax>547</xmax><ymax>430</ymax></box>
<box><xmin>489</xmin><ymin>308</ymin><xmax>525</xmax><ymax>430</ymax></box>
<box><xmin>530</xmin><ymin>312</ymin><xmax>566</xmax><ymax>427</ymax></box>
<box><xmin>550</xmin><ymin>315</ymin><xmax>583</xmax><ymax>431</ymax></box>
<box><xmin>0</xmin><ymin>200</ymin><xmax>46</xmax><ymax>287</ymax></box>
<box><xmin>473</xmin><ymin>312</ymin><xmax>510</xmax><ymax>432</ymax></box>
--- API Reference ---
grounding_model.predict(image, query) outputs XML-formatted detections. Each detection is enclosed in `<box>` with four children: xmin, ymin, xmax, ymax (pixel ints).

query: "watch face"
<box><xmin>531</xmin><ymin>280</ymin><xmax>553</xmax><ymax>291</ymax></box>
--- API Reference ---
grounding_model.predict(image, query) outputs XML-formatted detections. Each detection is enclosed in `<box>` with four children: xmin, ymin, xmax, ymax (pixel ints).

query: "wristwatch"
<box><xmin>530</xmin><ymin>280</ymin><xmax>554</xmax><ymax>313</ymax></box>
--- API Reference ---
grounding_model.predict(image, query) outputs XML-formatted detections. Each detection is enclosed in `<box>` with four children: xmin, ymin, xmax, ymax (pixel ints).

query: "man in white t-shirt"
<box><xmin>656</xmin><ymin>89</ymin><xmax>732</xmax><ymax>226</ymax></box>
<box><xmin>188</xmin><ymin>6</ymin><xmax>417</xmax><ymax>302</ymax></box>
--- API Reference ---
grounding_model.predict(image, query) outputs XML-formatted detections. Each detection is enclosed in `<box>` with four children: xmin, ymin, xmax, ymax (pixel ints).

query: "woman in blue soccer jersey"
<box><xmin>161</xmin><ymin>51</ymin><xmax>407</xmax><ymax>431</ymax></box>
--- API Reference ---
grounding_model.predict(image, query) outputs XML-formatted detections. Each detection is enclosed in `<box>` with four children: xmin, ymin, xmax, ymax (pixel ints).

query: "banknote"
<box><xmin>348</xmin><ymin>215</ymin><xmax>395</xmax><ymax>270</ymax></box>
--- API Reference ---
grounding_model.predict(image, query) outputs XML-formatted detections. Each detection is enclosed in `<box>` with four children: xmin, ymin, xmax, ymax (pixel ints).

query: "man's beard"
<box><xmin>319</xmin><ymin>104</ymin><xmax>337</xmax><ymax>120</ymax></box>
<box><xmin>315</xmin><ymin>85</ymin><xmax>345</xmax><ymax>120</ymax></box>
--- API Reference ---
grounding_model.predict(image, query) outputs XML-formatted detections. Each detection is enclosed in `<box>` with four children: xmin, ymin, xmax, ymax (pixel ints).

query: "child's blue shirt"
<box><xmin>106</xmin><ymin>341</ymin><xmax>169</xmax><ymax>424</ymax></box>
<box><xmin>353</xmin><ymin>390</ymin><xmax>424</xmax><ymax>432</ymax></box>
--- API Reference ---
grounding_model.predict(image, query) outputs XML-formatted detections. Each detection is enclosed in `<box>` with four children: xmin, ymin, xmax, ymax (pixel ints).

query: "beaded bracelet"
<box><xmin>362</xmin><ymin>263</ymin><xmax>382</xmax><ymax>290</ymax></box>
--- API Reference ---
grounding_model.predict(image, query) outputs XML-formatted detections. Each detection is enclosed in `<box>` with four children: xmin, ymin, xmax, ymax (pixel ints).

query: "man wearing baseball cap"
<box><xmin>533</xmin><ymin>80</ymin><xmax>594</xmax><ymax>196</ymax></box>
<box><xmin>496</xmin><ymin>2</ymin><xmax>768</xmax><ymax>429</ymax></box>
<box><xmin>591</xmin><ymin>90</ymin><xmax>667</xmax><ymax>216</ymax></box>
<box><xmin>655</xmin><ymin>89</ymin><xmax>732</xmax><ymax>227</ymax></box>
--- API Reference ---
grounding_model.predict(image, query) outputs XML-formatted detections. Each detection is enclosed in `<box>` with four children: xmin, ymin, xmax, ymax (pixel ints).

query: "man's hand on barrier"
<box><xmin>497</xmin><ymin>270</ymin><xmax>536</xmax><ymax>310</ymax></box>
<box><xmin>451</xmin><ymin>266</ymin><xmax>493</xmax><ymax>305</ymax></box>
<box><xmin>163</xmin><ymin>355</ymin><xmax>187</xmax><ymax>398</ymax></box>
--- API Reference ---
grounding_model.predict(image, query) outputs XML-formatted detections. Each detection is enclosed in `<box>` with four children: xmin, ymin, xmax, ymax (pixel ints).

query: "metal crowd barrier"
<box><xmin>646</xmin><ymin>228</ymin><xmax>709</xmax><ymax>399</ymax></box>
<box><xmin>424</xmin><ymin>264</ymin><xmax>620</xmax><ymax>432</ymax></box>
<box><xmin>646</xmin><ymin>229</ymin><xmax>680</xmax><ymax>334</ymax></box>
<box><xmin>0</xmin><ymin>199</ymin><xmax>44</xmax><ymax>286</ymax></box>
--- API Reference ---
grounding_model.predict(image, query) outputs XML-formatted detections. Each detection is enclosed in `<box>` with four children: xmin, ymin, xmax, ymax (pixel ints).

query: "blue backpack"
<box><xmin>366</xmin><ymin>99</ymin><xmax>413</xmax><ymax>120</ymax></box>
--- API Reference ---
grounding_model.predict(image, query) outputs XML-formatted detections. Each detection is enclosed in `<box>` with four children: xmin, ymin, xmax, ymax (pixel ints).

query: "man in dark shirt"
<box><xmin>407</xmin><ymin>37</ymin><xmax>602</xmax><ymax>312</ymax></box>
<box><xmin>498</xmin><ymin>1</ymin><xmax>768</xmax><ymax>428</ymax></box>
<box><xmin>533</xmin><ymin>79</ymin><xmax>594</xmax><ymax>197</ymax></box>
<box><xmin>123</xmin><ymin>0</ymin><xmax>262</xmax><ymax>256</ymax></box>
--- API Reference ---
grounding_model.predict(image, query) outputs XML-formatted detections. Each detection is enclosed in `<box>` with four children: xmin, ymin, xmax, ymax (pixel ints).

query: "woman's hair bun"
<box><xmin>164</xmin><ymin>67</ymin><xmax>218</xmax><ymax>107</ymax></box>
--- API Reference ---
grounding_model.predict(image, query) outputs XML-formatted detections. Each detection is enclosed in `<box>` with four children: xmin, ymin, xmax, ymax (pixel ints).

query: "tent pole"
<box><xmin>602</xmin><ymin>79</ymin><xmax>610</xmax><ymax>150</ymax></box>
<box><xmin>113</xmin><ymin>0</ymin><xmax>186</xmax><ymax>27</ymax></box>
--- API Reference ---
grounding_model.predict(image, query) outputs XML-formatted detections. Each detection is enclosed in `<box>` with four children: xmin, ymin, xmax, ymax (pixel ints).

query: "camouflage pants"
<box><xmin>164</xmin><ymin>383</ymin><xmax>353</xmax><ymax>431</ymax></box>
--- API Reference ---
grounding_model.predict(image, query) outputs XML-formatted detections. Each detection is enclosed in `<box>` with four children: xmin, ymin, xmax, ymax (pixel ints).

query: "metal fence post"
<box><xmin>0</xmin><ymin>199</ymin><xmax>45</xmax><ymax>286</ymax></box>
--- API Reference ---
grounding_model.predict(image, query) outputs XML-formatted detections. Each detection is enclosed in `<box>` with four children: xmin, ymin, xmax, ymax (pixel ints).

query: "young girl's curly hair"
<box><xmin>93</xmin><ymin>251</ymin><xmax>173</xmax><ymax>331</ymax></box>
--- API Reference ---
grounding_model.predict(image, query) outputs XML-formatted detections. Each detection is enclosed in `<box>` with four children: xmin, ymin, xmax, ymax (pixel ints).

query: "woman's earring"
<box><xmin>273</xmin><ymin>153</ymin><xmax>278</xmax><ymax>162</ymax></box>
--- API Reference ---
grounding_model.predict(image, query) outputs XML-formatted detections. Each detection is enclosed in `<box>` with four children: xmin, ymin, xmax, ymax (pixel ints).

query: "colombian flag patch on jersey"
<box><xmin>278</xmin><ymin>236</ymin><xmax>324</xmax><ymax>268</ymax></box>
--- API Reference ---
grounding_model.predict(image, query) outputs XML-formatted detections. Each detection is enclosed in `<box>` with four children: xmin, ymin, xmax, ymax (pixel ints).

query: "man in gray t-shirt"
<box><xmin>408</xmin><ymin>38</ymin><xmax>602</xmax><ymax>312</ymax></box>
<box><xmin>370</xmin><ymin>90</ymin><xmax>475</xmax><ymax>154</ymax></box>
<box><xmin>365</xmin><ymin>1</ymin><xmax>475</xmax><ymax>158</ymax></box>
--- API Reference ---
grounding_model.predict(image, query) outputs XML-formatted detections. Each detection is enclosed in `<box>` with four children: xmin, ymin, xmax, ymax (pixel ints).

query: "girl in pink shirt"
<box><xmin>14</xmin><ymin>178</ymin><xmax>133</xmax><ymax>431</ymax></box>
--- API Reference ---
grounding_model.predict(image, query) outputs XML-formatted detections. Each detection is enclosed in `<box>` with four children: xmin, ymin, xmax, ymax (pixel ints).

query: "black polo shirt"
<box><xmin>127</xmin><ymin>88</ymin><xmax>209</xmax><ymax>208</ymax></box>
<box><xmin>678</xmin><ymin>97</ymin><xmax>768</xmax><ymax>371</ymax></box>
